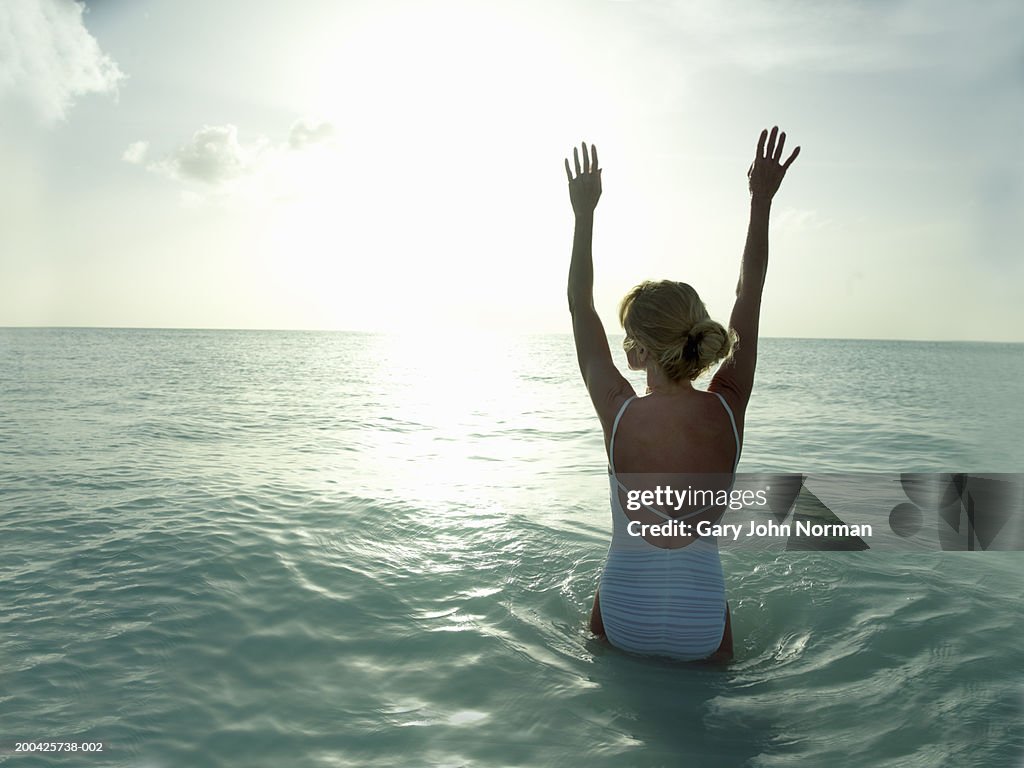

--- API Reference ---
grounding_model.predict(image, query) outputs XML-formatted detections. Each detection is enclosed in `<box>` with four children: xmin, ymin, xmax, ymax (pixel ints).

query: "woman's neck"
<box><xmin>645</xmin><ymin>367</ymin><xmax>694</xmax><ymax>396</ymax></box>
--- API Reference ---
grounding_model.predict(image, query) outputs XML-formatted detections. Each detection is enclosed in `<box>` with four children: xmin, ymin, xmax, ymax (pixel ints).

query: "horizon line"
<box><xmin>1</xmin><ymin>325</ymin><xmax>1021</xmax><ymax>345</ymax></box>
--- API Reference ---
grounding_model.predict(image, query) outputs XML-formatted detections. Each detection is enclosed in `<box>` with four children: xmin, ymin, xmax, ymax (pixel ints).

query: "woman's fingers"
<box><xmin>566</xmin><ymin>142</ymin><xmax>600</xmax><ymax>180</ymax></box>
<box><xmin>754</xmin><ymin>126</ymin><xmax>796</xmax><ymax>167</ymax></box>
<box><xmin>782</xmin><ymin>146</ymin><xmax>801</xmax><ymax>170</ymax></box>
<box><xmin>765</xmin><ymin>126</ymin><xmax>778</xmax><ymax>161</ymax></box>
<box><xmin>774</xmin><ymin>131</ymin><xmax>786</xmax><ymax>162</ymax></box>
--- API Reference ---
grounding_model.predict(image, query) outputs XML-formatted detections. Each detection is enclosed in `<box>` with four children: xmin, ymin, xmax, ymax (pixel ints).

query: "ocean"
<box><xmin>1</xmin><ymin>329</ymin><xmax>1022</xmax><ymax>767</ymax></box>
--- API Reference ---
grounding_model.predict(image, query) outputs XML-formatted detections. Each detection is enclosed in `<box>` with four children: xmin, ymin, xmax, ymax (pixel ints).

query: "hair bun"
<box><xmin>687</xmin><ymin>319</ymin><xmax>734</xmax><ymax>371</ymax></box>
<box><xmin>683</xmin><ymin>329</ymin><xmax>702</xmax><ymax>361</ymax></box>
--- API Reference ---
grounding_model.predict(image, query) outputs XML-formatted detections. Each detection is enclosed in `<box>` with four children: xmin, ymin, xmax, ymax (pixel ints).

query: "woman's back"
<box><xmin>596</xmin><ymin>390</ymin><xmax>741</xmax><ymax>659</ymax></box>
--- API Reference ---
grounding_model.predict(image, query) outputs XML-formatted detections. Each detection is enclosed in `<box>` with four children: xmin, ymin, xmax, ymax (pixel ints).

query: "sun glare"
<box><xmin>355</xmin><ymin>329</ymin><xmax>556</xmax><ymax>515</ymax></box>
<box><xmin>259</xmin><ymin>4</ymin><xmax>601</xmax><ymax>332</ymax></box>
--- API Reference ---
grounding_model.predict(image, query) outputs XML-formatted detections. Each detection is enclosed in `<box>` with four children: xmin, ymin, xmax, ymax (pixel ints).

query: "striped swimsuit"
<box><xmin>599</xmin><ymin>392</ymin><xmax>741</xmax><ymax>660</ymax></box>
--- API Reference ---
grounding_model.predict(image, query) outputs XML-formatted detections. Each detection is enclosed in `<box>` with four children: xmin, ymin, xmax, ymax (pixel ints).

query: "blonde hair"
<box><xmin>619</xmin><ymin>280</ymin><xmax>736</xmax><ymax>382</ymax></box>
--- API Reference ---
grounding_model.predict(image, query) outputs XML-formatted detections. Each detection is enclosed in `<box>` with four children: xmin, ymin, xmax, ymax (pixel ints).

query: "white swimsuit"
<box><xmin>599</xmin><ymin>392</ymin><xmax>741</xmax><ymax>660</ymax></box>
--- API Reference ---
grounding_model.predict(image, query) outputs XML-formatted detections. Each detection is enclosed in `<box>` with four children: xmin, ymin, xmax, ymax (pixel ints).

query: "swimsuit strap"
<box><xmin>710</xmin><ymin>391</ymin><xmax>742</xmax><ymax>472</ymax></box>
<box><xmin>608</xmin><ymin>394</ymin><xmax>637</xmax><ymax>475</ymax></box>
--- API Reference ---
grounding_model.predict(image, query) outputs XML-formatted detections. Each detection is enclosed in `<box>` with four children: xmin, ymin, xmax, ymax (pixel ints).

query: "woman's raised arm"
<box><xmin>711</xmin><ymin>127</ymin><xmax>800</xmax><ymax>408</ymax></box>
<box><xmin>565</xmin><ymin>142</ymin><xmax>632</xmax><ymax>424</ymax></box>
<box><xmin>566</xmin><ymin>142</ymin><xmax>602</xmax><ymax>313</ymax></box>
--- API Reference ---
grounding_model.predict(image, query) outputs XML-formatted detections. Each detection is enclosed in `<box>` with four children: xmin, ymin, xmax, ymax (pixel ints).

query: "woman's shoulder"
<box><xmin>709</xmin><ymin>364</ymin><xmax>752</xmax><ymax>416</ymax></box>
<box><xmin>598</xmin><ymin>388</ymin><xmax>639</xmax><ymax>439</ymax></box>
<box><xmin>707</xmin><ymin>376</ymin><xmax>748</xmax><ymax>425</ymax></box>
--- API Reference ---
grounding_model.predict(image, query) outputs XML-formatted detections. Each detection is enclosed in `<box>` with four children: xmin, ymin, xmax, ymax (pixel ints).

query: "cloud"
<box><xmin>288</xmin><ymin>119</ymin><xmax>335</xmax><ymax>150</ymax></box>
<box><xmin>122</xmin><ymin>140</ymin><xmax>148</xmax><ymax>165</ymax></box>
<box><xmin>0</xmin><ymin>0</ymin><xmax>124</xmax><ymax>122</ymax></box>
<box><xmin>138</xmin><ymin>119</ymin><xmax>339</xmax><ymax>203</ymax></box>
<box><xmin>149</xmin><ymin>124</ymin><xmax>268</xmax><ymax>185</ymax></box>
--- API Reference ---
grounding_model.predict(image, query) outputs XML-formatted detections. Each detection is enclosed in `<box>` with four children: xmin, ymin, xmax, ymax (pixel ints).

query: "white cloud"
<box><xmin>288</xmin><ymin>118</ymin><xmax>335</xmax><ymax>150</ymax></box>
<box><xmin>0</xmin><ymin>0</ymin><xmax>124</xmax><ymax>122</ymax></box>
<box><xmin>142</xmin><ymin>120</ymin><xmax>338</xmax><ymax>200</ymax></box>
<box><xmin>122</xmin><ymin>140</ymin><xmax>148</xmax><ymax>165</ymax></box>
<box><xmin>150</xmin><ymin>124</ymin><xmax>267</xmax><ymax>185</ymax></box>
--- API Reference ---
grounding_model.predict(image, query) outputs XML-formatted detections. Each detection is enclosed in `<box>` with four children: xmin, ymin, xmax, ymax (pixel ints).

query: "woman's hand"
<box><xmin>565</xmin><ymin>142</ymin><xmax>602</xmax><ymax>217</ymax></box>
<box><xmin>748</xmin><ymin>126</ymin><xmax>799</xmax><ymax>202</ymax></box>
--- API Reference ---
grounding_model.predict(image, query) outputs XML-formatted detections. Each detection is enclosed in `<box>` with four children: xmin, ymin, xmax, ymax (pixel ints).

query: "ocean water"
<box><xmin>1</xmin><ymin>328</ymin><xmax>1022</xmax><ymax>767</ymax></box>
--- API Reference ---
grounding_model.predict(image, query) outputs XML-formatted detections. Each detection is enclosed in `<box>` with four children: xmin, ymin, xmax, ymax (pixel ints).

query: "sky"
<box><xmin>0</xmin><ymin>0</ymin><xmax>1022</xmax><ymax>340</ymax></box>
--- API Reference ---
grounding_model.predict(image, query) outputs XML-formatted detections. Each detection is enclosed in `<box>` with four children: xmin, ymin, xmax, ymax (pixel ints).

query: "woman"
<box><xmin>565</xmin><ymin>127</ymin><xmax>799</xmax><ymax>661</ymax></box>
